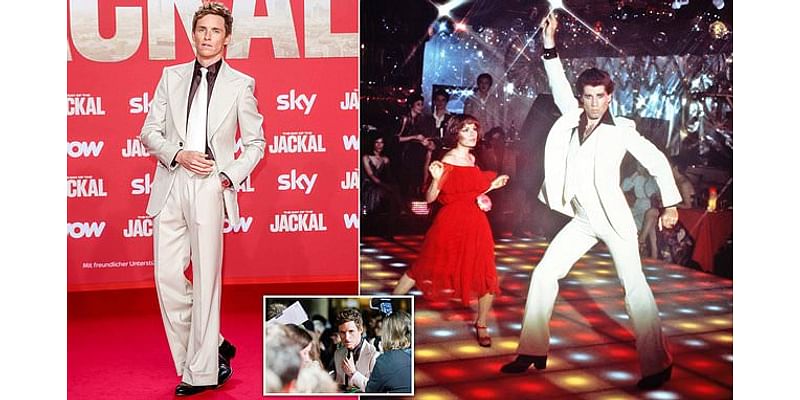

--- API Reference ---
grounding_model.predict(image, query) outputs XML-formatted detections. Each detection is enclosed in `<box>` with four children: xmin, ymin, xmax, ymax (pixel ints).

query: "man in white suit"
<box><xmin>140</xmin><ymin>2</ymin><xmax>265</xmax><ymax>396</ymax></box>
<box><xmin>501</xmin><ymin>13</ymin><xmax>678</xmax><ymax>390</ymax></box>
<box><xmin>333</xmin><ymin>308</ymin><xmax>381</xmax><ymax>392</ymax></box>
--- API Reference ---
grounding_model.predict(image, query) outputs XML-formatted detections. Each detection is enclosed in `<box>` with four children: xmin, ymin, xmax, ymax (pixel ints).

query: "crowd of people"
<box><xmin>264</xmin><ymin>304</ymin><xmax>412</xmax><ymax>394</ymax></box>
<box><xmin>361</xmin><ymin>73</ymin><xmax>523</xmax><ymax>237</ymax></box>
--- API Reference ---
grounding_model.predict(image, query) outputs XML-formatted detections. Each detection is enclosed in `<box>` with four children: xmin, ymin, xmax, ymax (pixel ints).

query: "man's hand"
<box><xmin>541</xmin><ymin>11</ymin><xmax>558</xmax><ymax>49</ymax></box>
<box><xmin>658</xmin><ymin>207</ymin><xmax>679</xmax><ymax>231</ymax></box>
<box><xmin>175</xmin><ymin>150</ymin><xmax>215</xmax><ymax>176</ymax></box>
<box><xmin>342</xmin><ymin>352</ymin><xmax>356</xmax><ymax>377</ymax></box>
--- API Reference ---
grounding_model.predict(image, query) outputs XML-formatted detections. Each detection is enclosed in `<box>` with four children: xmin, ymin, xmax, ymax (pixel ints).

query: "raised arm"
<box><xmin>541</xmin><ymin>12</ymin><xmax>578</xmax><ymax>115</ymax></box>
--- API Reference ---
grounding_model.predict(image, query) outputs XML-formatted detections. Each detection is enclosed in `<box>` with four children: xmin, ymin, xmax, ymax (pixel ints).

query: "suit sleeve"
<box><xmin>220</xmin><ymin>77</ymin><xmax>266</xmax><ymax>191</ymax></box>
<box><xmin>543</xmin><ymin>56</ymin><xmax>579</xmax><ymax>115</ymax></box>
<box><xmin>351</xmin><ymin>348</ymin><xmax>381</xmax><ymax>391</ymax></box>
<box><xmin>622</xmin><ymin>126</ymin><xmax>682</xmax><ymax>208</ymax></box>
<box><xmin>140</xmin><ymin>68</ymin><xmax>182</xmax><ymax>170</ymax></box>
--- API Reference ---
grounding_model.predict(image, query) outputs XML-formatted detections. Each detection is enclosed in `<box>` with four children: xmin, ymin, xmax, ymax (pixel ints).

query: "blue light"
<box><xmin>647</xmin><ymin>276</ymin><xmax>661</xmax><ymax>281</ymax></box>
<box><xmin>362</xmin><ymin>248</ymin><xmax>379</xmax><ymax>254</ymax></box>
<box><xmin>606</xmin><ymin>370</ymin><xmax>634</xmax><ymax>381</ymax></box>
<box><xmin>677</xmin><ymin>308</ymin><xmax>696</xmax><ymax>314</ymax></box>
<box><xmin>668</xmin><ymin>274</ymin><xmax>685</xmax><ymax>279</ymax></box>
<box><xmin>389</xmin><ymin>262</ymin><xmax>408</xmax><ymax>268</ymax></box>
<box><xmin>508</xmin><ymin>323</ymin><xmax>522</xmax><ymax>330</ymax></box>
<box><xmin>615</xmin><ymin>313</ymin><xmax>629</xmax><ymax>320</ymax></box>
<box><xmin>683</xmin><ymin>339</ymin><xmax>706</xmax><ymax>347</ymax></box>
<box><xmin>496</xmin><ymin>266</ymin><xmax>510</xmax><ymax>271</ymax></box>
<box><xmin>431</xmin><ymin>329</ymin><xmax>455</xmax><ymax>338</ymax></box>
<box><xmin>704</xmin><ymin>305</ymin><xmax>724</xmax><ymax>311</ymax></box>
<box><xmin>569</xmin><ymin>352</ymin><xmax>593</xmax><ymax>361</ymax></box>
<box><xmin>646</xmin><ymin>390</ymin><xmax>680</xmax><ymax>400</ymax></box>
<box><xmin>376</xmin><ymin>255</ymin><xmax>392</xmax><ymax>260</ymax></box>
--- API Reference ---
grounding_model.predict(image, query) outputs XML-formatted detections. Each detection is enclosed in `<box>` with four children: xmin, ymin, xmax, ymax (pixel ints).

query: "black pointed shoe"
<box><xmin>500</xmin><ymin>355</ymin><xmax>548</xmax><ymax>373</ymax></box>
<box><xmin>175</xmin><ymin>382</ymin><xmax>214</xmax><ymax>396</ymax></box>
<box><xmin>217</xmin><ymin>355</ymin><xmax>233</xmax><ymax>387</ymax></box>
<box><xmin>219</xmin><ymin>339</ymin><xmax>237</xmax><ymax>362</ymax></box>
<box><xmin>637</xmin><ymin>365</ymin><xmax>672</xmax><ymax>390</ymax></box>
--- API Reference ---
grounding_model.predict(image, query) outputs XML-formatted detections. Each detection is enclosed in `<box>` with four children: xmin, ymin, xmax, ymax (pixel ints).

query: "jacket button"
<box><xmin>179</xmin><ymin>141</ymin><xmax>183</xmax><ymax>146</ymax></box>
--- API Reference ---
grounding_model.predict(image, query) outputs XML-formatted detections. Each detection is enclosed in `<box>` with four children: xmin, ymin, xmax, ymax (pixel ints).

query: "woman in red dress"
<box><xmin>393</xmin><ymin>114</ymin><xmax>510</xmax><ymax>347</ymax></box>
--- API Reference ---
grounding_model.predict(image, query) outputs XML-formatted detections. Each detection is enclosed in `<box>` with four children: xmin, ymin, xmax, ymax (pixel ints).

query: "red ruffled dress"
<box><xmin>407</xmin><ymin>163</ymin><xmax>500</xmax><ymax>305</ymax></box>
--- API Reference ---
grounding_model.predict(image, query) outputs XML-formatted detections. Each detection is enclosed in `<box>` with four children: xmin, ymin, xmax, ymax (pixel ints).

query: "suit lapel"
<box><xmin>207</xmin><ymin>61</ymin><xmax>237</xmax><ymax>140</ymax></box>
<box><xmin>168</xmin><ymin>61</ymin><xmax>194</xmax><ymax>141</ymax></box>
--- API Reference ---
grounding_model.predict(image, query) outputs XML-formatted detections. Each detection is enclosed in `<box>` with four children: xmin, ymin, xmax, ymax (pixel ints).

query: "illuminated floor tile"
<box><xmin>546</xmin><ymin>370</ymin><xmax>614</xmax><ymax>392</ymax></box>
<box><xmin>359</xmin><ymin>234</ymin><xmax>732</xmax><ymax>398</ymax></box>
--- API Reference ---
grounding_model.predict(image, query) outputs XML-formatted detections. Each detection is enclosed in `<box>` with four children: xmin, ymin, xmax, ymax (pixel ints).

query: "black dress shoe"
<box><xmin>500</xmin><ymin>355</ymin><xmax>548</xmax><ymax>373</ymax></box>
<box><xmin>217</xmin><ymin>355</ymin><xmax>233</xmax><ymax>387</ymax></box>
<box><xmin>219</xmin><ymin>339</ymin><xmax>236</xmax><ymax>362</ymax></box>
<box><xmin>175</xmin><ymin>382</ymin><xmax>214</xmax><ymax>396</ymax></box>
<box><xmin>637</xmin><ymin>365</ymin><xmax>672</xmax><ymax>390</ymax></box>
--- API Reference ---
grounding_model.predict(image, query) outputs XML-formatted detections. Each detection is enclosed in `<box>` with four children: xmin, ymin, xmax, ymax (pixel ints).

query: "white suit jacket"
<box><xmin>140</xmin><ymin>60</ymin><xmax>266</xmax><ymax>223</ymax></box>
<box><xmin>537</xmin><ymin>56</ymin><xmax>681</xmax><ymax>239</ymax></box>
<box><xmin>333</xmin><ymin>340</ymin><xmax>381</xmax><ymax>392</ymax></box>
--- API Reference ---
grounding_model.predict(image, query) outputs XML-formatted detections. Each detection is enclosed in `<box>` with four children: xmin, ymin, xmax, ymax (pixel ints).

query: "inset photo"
<box><xmin>263</xmin><ymin>296</ymin><xmax>414</xmax><ymax>396</ymax></box>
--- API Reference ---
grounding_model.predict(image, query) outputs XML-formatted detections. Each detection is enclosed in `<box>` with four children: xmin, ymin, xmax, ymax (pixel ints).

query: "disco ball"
<box><xmin>708</xmin><ymin>20</ymin><xmax>730</xmax><ymax>40</ymax></box>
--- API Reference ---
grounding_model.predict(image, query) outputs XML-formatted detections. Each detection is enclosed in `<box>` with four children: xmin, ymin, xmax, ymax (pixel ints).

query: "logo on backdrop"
<box><xmin>277</xmin><ymin>169</ymin><xmax>318</xmax><ymax>195</ymax></box>
<box><xmin>224</xmin><ymin>216</ymin><xmax>253</xmax><ymax>234</ymax></box>
<box><xmin>339</xmin><ymin>89</ymin><xmax>358</xmax><ymax>110</ymax></box>
<box><xmin>123</xmin><ymin>216</ymin><xmax>152</xmax><ymax>238</ymax></box>
<box><xmin>340</xmin><ymin>169</ymin><xmax>358</xmax><ymax>190</ymax></box>
<box><xmin>122</xmin><ymin>138</ymin><xmax>150</xmax><ymax>158</ymax></box>
<box><xmin>343</xmin><ymin>213</ymin><xmax>359</xmax><ymax>230</ymax></box>
<box><xmin>129</xmin><ymin>92</ymin><xmax>152</xmax><ymax>114</ymax></box>
<box><xmin>67</xmin><ymin>176</ymin><xmax>107</xmax><ymax>198</ymax></box>
<box><xmin>342</xmin><ymin>135</ymin><xmax>358</xmax><ymax>151</ymax></box>
<box><xmin>68</xmin><ymin>221</ymin><xmax>106</xmax><ymax>239</ymax></box>
<box><xmin>67</xmin><ymin>140</ymin><xmax>104</xmax><ymax>158</ymax></box>
<box><xmin>131</xmin><ymin>173</ymin><xmax>152</xmax><ymax>195</ymax></box>
<box><xmin>269</xmin><ymin>211</ymin><xmax>328</xmax><ymax>233</ymax></box>
<box><xmin>67</xmin><ymin>94</ymin><xmax>106</xmax><ymax>116</ymax></box>
<box><xmin>276</xmin><ymin>90</ymin><xmax>317</xmax><ymax>115</ymax></box>
<box><xmin>268</xmin><ymin>131</ymin><xmax>327</xmax><ymax>154</ymax></box>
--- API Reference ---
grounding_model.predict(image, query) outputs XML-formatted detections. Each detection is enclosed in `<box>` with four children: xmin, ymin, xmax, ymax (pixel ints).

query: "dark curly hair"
<box><xmin>442</xmin><ymin>114</ymin><xmax>481</xmax><ymax>148</ymax></box>
<box><xmin>192</xmin><ymin>2</ymin><xmax>233</xmax><ymax>36</ymax></box>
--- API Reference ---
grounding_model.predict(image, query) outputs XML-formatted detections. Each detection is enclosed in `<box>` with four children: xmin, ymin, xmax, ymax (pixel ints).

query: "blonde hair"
<box><xmin>382</xmin><ymin>310</ymin><xmax>411</xmax><ymax>351</ymax></box>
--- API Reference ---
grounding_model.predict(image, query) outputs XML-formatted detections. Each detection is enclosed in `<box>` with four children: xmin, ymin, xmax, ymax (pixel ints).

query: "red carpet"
<box><xmin>68</xmin><ymin>282</ymin><xmax>357</xmax><ymax>399</ymax></box>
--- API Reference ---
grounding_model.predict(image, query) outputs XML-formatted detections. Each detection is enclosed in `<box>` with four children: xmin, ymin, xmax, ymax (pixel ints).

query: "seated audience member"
<box><xmin>333</xmin><ymin>308</ymin><xmax>381</xmax><ymax>392</ymax></box>
<box><xmin>640</xmin><ymin>160</ymin><xmax>697</xmax><ymax>260</ymax></box>
<box><xmin>365</xmin><ymin>310</ymin><xmax>412</xmax><ymax>393</ymax></box>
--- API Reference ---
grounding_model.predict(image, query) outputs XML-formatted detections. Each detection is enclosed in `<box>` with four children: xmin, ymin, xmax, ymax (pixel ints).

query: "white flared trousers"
<box><xmin>517</xmin><ymin>205</ymin><xmax>672</xmax><ymax>376</ymax></box>
<box><xmin>153</xmin><ymin>168</ymin><xmax>225</xmax><ymax>386</ymax></box>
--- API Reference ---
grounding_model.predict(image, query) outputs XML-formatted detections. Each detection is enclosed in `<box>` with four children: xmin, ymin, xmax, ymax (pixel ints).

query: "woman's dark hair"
<box><xmin>442</xmin><ymin>114</ymin><xmax>481</xmax><ymax>148</ymax></box>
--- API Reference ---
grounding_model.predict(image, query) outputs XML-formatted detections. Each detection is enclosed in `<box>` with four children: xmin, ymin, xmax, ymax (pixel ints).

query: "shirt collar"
<box><xmin>578</xmin><ymin>107</ymin><xmax>615</xmax><ymax>130</ymax></box>
<box><xmin>193</xmin><ymin>58</ymin><xmax>223</xmax><ymax>78</ymax></box>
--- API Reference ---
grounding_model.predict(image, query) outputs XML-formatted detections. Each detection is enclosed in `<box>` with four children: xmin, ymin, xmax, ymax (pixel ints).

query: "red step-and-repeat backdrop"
<box><xmin>67</xmin><ymin>0</ymin><xmax>359</xmax><ymax>291</ymax></box>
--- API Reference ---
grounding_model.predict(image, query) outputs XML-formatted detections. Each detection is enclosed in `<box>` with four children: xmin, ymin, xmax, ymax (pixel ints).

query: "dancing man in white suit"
<box><xmin>140</xmin><ymin>2</ymin><xmax>265</xmax><ymax>396</ymax></box>
<box><xmin>501</xmin><ymin>12</ymin><xmax>678</xmax><ymax>390</ymax></box>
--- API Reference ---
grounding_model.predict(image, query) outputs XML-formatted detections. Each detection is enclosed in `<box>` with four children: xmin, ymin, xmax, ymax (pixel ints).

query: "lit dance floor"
<box><xmin>361</xmin><ymin>235</ymin><xmax>733</xmax><ymax>399</ymax></box>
